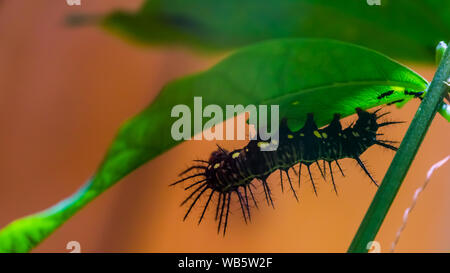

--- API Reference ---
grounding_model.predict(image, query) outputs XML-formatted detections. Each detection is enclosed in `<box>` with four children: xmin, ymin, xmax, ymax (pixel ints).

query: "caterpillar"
<box><xmin>170</xmin><ymin>108</ymin><xmax>401</xmax><ymax>235</ymax></box>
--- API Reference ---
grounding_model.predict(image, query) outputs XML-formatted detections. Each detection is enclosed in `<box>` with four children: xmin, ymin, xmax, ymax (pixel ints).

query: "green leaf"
<box><xmin>100</xmin><ymin>0</ymin><xmax>450</xmax><ymax>62</ymax></box>
<box><xmin>0</xmin><ymin>39</ymin><xmax>428</xmax><ymax>252</ymax></box>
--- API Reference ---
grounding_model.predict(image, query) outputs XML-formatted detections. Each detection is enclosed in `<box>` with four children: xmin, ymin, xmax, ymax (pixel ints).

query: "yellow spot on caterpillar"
<box><xmin>338</xmin><ymin>133</ymin><xmax>342</xmax><ymax>136</ymax></box>
<box><xmin>214</xmin><ymin>163</ymin><xmax>220</xmax><ymax>169</ymax></box>
<box><xmin>322</xmin><ymin>133</ymin><xmax>328</xmax><ymax>138</ymax></box>
<box><xmin>245</xmin><ymin>148</ymin><xmax>249</xmax><ymax>152</ymax></box>
<box><xmin>287</xmin><ymin>134</ymin><xmax>294</xmax><ymax>139</ymax></box>
<box><xmin>300</xmin><ymin>133</ymin><xmax>305</xmax><ymax>137</ymax></box>
<box><xmin>314</xmin><ymin>131</ymin><xmax>322</xmax><ymax>138</ymax></box>
<box><xmin>352</xmin><ymin>131</ymin><xmax>360</xmax><ymax>137</ymax></box>
<box><xmin>257</xmin><ymin>141</ymin><xmax>270</xmax><ymax>148</ymax></box>
<box><xmin>232</xmin><ymin>152</ymin><xmax>240</xmax><ymax>159</ymax></box>
<box><xmin>292</xmin><ymin>101</ymin><xmax>300</xmax><ymax>105</ymax></box>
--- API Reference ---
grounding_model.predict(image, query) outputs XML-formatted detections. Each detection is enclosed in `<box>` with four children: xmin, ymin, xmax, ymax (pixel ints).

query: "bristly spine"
<box><xmin>171</xmin><ymin>108</ymin><xmax>400</xmax><ymax>235</ymax></box>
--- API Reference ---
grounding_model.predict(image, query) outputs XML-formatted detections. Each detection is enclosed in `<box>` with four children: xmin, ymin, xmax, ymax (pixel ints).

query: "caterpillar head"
<box><xmin>205</xmin><ymin>146</ymin><xmax>233</xmax><ymax>192</ymax></box>
<box><xmin>208</xmin><ymin>147</ymin><xmax>229</xmax><ymax>166</ymax></box>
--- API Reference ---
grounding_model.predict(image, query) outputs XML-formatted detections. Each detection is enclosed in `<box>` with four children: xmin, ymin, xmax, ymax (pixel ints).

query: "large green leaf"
<box><xmin>0</xmin><ymin>39</ymin><xmax>428</xmax><ymax>252</ymax></box>
<box><xmin>100</xmin><ymin>0</ymin><xmax>450</xmax><ymax>62</ymax></box>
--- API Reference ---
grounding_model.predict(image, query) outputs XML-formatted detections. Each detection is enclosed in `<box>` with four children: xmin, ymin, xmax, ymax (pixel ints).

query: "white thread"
<box><xmin>390</xmin><ymin>155</ymin><xmax>450</xmax><ymax>252</ymax></box>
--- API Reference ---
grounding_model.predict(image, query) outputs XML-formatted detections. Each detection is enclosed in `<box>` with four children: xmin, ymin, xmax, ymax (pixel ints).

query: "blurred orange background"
<box><xmin>0</xmin><ymin>1</ymin><xmax>449</xmax><ymax>253</ymax></box>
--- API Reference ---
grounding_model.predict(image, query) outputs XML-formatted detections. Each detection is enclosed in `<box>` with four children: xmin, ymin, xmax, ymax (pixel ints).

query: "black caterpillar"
<box><xmin>171</xmin><ymin>108</ymin><xmax>401</xmax><ymax>235</ymax></box>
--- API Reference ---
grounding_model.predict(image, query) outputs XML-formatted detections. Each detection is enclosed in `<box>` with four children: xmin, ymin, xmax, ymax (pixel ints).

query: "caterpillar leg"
<box><xmin>217</xmin><ymin>192</ymin><xmax>227</xmax><ymax>235</ymax></box>
<box><xmin>222</xmin><ymin>193</ymin><xmax>231</xmax><ymax>236</ymax></box>
<box><xmin>291</xmin><ymin>166</ymin><xmax>298</xmax><ymax>176</ymax></box>
<box><xmin>260</xmin><ymin>178</ymin><xmax>275</xmax><ymax>208</ymax></box>
<box><xmin>354</xmin><ymin>157</ymin><xmax>379</xmax><ymax>187</ymax></box>
<box><xmin>378</xmin><ymin>121</ymin><xmax>405</xmax><ymax>127</ymax></box>
<box><xmin>335</xmin><ymin>160</ymin><xmax>345</xmax><ymax>177</ymax></box>
<box><xmin>297</xmin><ymin>163</ymin><xmax>302</xmax><ymax>187</ymax></box>
<box><xmin>243</xmin><ymin>187</ymin><xmax>252</xmax><ymax>218</ymax></box>
<box><xmin>306</xmin><ymin>164</ymin><xmax>318</xmax><ymax>196</ymax></box>
<box><xmin>315</xmin><ymin>161</ymin><xmax>326</xmax><ymax>180</ymax></box>
<box><xmin>183</xmin><ymin>185</ymin><xmax>209</xmax><ymax>221</ymax></box>
<box><xmin>215</xmin><ymin>193</ymin><xmax>223</xmax><ymax>221</ymax></box>
<box><xmin>181</xmin><ymin>183</ymin><xmax>207</xmax><ymax>206</ymax></box>
<box><xmin>375</xmin><ymin>140</ymin><xmax>399</xmax><ymax>151</ymax></box>
<box><xmin>279</xmin><ymin>170</ymin><xmax>284</xmax><ymax>193</ymax></box>
<box><xmin>198</xmin><ymin>190</ymin><xmax>215</xmax><ymax>225</ymax></box>
<box><xmin>283</xmin><ymin>169</ymin><xmax>299</xmax><ymax>202</ymax></box>
<box><xmin>327</xmin><ymin>161</ymin><xmax>338</xmax><ymax>195</ymax></box>
<box><xmin>236</xmin><ymin>189</ymin><xmax>249</xmax><ymax>223</ymax></box>
<box><xmin>178</xmin><ymin>165</ymin><xmax>207</xmax><ymax>176</ymax></box>
<box><xmin>170</xmin><ymin>173</ymin><xmax>205</xmax><ymax>186</ymax></box>
<box><xmin>248</xmin><ymin>184</ymin><xmax>259</xmax><ymax>209</ymax></box>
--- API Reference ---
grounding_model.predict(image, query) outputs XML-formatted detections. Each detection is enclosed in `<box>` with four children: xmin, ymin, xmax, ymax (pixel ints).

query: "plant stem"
<box><xmin>348</xmin><ymin>43</ymin><xmax>450</xmax><ymax>253</ymax></box>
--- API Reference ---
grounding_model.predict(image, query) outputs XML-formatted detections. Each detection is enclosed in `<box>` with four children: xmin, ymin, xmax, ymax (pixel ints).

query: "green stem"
<box><xmin>348</xmin><ymin>43</ymin><xmax>450</xmax><ymax>253</ymax></box>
